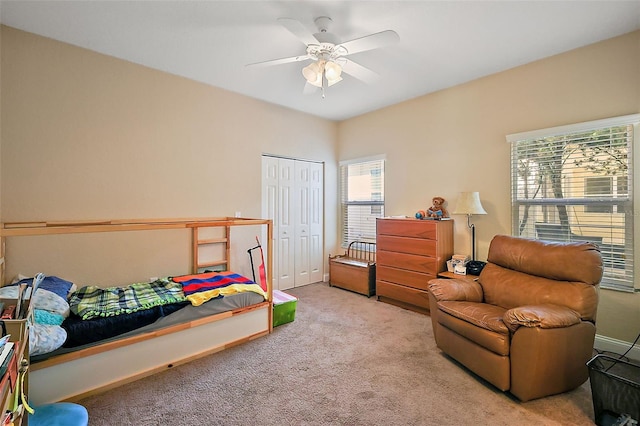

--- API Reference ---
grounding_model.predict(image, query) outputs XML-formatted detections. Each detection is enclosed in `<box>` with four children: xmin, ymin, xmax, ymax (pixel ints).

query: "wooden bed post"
<box><xmin>192</xmin><ymin>227</ymin><xmax>199</xmax><ymax>274</ymax></box>
<box><xmin>266</xmin><ymin>219</ymin><xmax>274</xmax><ymax>332</ymax></box>
<box><xmin>225</xmin><ymin>225</ymin><xmax>231</xmax><ymax>271</ymax></box>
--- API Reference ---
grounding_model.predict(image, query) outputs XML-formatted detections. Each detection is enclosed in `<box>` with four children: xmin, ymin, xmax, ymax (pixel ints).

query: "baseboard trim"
<box><xmin>323</xmin><ymin>272</ymin><xmax>329</xmax><ymax>282</ymax></box>
<box><xmin>594</xmin><ymin>334</ymin><xmax>640</xmax><ymax>361</ymax></box>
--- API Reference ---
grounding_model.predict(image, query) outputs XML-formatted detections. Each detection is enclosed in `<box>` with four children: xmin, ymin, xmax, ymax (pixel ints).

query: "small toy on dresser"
<box><xmin>416</xmin><ymin>196</ymin><xmax>449</xmax><ymax>220</ymax></box>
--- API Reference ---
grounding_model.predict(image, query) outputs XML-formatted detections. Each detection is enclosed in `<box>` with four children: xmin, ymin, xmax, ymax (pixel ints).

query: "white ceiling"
<box><xmin>1</xmin><ymin>1</ymin><xmax>639</xmax><ymax>121</ymax></box>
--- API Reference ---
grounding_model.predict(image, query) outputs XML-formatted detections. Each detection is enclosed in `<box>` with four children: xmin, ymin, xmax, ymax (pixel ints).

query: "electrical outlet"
<box><xmin>235</xmin><ymin>211</ymin><xmax>241</xmax><ymax>217</ymax></box>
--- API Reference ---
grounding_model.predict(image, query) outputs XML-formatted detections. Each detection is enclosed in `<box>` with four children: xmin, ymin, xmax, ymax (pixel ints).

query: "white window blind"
<box><xmin>339</xmin><ymin>157</ymin><xmax>385</xmax><ymax>247</ymax></box>
<box><xmin>508</xmin><ymin>114</ymin><xmax>639</xmax><ymax>292</ymax></box>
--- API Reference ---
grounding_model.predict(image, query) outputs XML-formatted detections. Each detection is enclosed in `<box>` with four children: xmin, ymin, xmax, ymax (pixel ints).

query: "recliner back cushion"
<box><xmin>479</xmin><ymin>263</ymin><xmax>598</xmax><ymax>320</ymax></box>
<box><xmin>479</xmin><ymin>235</ymin><xmax>602</xmax><ymax>321</ymax></box>
<box><xmin>487</xmin><ymin>235</ymin><xmax>603</xmax><ymax>285</ymax></box>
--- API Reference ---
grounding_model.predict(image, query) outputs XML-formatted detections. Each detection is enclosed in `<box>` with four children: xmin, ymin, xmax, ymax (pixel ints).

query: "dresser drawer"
<box><xmin>377</xmin><ymin>265</ymin><xmax>433</xmax><ymax>291</ymax></box>
<box><xmin>376</xmin><ymin>280</ymin><xmax>430</xmax><ymax>310</ymax></box>
<box><xmin>377</xmin><ymin>250</ymin><xmax>436</xmax><ymax>274</ymax></box>
<box><xmin>376</xmin><ymin>235</ymin><xmax>436</xmax><ymax>256</ymax></box>
<box><xmin>377</xmin><ymin>219</ymin><xmax>437</xmax><ymax>239</ymax></box>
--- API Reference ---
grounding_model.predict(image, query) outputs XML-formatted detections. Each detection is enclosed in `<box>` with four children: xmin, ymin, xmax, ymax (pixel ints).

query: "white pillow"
<box><xmin>29</xmin><ymin>324</ymin><xmax>67</xmax><ymax>356</ymax></box>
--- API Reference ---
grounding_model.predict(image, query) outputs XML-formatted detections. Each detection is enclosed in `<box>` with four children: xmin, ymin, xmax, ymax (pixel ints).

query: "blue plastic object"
<box><xmin>29</xmin><ymin>402</ymin><xmax>88</xmax><ymax>426</ymax></box>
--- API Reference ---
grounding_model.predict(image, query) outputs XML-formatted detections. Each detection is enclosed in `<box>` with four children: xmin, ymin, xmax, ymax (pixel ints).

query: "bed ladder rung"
<box><xmin>197</xmin><ymin>260</ymin><xmax>228</xmax><ymax>269</ymax></box>
<box><xmin>197</xmin><ymin>238</ymin><xmax>228</xmax><ymax>245</ymax></box>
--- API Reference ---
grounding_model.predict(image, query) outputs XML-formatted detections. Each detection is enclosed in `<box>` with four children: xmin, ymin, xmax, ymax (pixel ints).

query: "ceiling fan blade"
<box><xmin>278</xmin><ymin>18</ymin><xmax>319</xmax><ymax>46</ymax></box>
<box><xmin>338</xmin><ymin>30</ymin><xmax>400</xmax><ymax>56</ymax></box>
<box><xmin>341</xmin><ymin>59</ymin><xmax>380</xmax><ymax>85</ymax></box>
<box><xmin>246</xmin><ymin>54</ymin><xmax>311</xmax><ymax>68</ymax></box>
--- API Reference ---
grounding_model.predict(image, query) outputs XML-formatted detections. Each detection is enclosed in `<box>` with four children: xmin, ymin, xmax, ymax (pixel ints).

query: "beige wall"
<box><xmin>0</xmin><ymin>26</ymin><xmax>338</xmax><ymax>285</ymax></box>
<box><xmin>338</xmin><ymin>31</ymin><xmax>640</xmax><ymax>343</ymax></box>
<box><xmin>2</xmin><ymin>25</ymin><xmax>639</xmax><ymax>344</ymax></box>
<box><xmin>0</xmin><ymin>25</ymin><xmax>2</xmax><ymax>225</ymax></box>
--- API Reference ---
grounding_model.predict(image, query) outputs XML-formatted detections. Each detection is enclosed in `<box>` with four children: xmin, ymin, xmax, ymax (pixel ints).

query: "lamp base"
<box><xmin>469</xmin><ymin>219</ymin><xmax>476</xmax><ymax>261</ymax></box>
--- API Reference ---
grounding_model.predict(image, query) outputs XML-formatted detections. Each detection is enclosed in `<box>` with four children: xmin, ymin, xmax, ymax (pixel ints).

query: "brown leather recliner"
<box><xmin>428</xmin><ymin>235</ymin><xmax>602</xmax><ymax>401</ymax></box>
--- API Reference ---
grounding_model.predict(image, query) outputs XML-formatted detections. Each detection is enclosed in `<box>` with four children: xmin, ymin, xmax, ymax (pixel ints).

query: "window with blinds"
<box><xmin>508</xmin><ymin>114</ymin><xmax>639</xmax><ymax>292</ymax></box>
<box><xmin>339</xmin><ymin>156</ymin><xmax>385</xmax><ymax>247</ymax></box>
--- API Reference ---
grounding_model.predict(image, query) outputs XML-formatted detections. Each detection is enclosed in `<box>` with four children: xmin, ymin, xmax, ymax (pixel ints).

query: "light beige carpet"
<box><xmin>79</xmin><ymin>282</ymin><xmax>597</xmax><ymax>425</ymax></box>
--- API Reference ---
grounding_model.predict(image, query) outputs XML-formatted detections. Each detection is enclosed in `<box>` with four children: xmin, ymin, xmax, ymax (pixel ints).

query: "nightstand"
<box><xmin>437</xmin><ymin>271</ymin><xmax>479</xmax><ymax>281</ymax></box>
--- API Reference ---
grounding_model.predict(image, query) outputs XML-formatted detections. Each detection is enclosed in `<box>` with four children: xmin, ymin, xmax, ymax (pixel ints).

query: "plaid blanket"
<box><xmin>69</xmin><ymin>278</ymin><xmax>187</xmax><ymax>320</ymax></box>
<box><xmin>172</xmin><ymin>271</ymin><xmax>266</xmax><ymax>307</ymax></box>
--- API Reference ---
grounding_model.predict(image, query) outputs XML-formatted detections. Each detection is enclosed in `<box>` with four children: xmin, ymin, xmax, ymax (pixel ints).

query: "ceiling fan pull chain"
<box><xmin>322</xmin><ymin>68</ymin><xmax>327</xmax><ymax>99</ymax></box>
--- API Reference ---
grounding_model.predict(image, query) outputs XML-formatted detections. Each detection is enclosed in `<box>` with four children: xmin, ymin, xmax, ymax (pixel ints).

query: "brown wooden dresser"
<box><xmin>376</xmin><ymin>217</ymin><xmax>454</xmax><ymax>314</ymax></box>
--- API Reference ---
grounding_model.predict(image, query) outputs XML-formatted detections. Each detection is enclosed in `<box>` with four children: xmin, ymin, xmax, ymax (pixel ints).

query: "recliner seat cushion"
<box><xmin>438</xmin><ymin>301</ymin><xmax>509</xmax><ymax>334</ymax></box>
<box><xmin>437</xmin><ymin>302</ymin><xmax>510</xmax><ymax>356</ymax></box>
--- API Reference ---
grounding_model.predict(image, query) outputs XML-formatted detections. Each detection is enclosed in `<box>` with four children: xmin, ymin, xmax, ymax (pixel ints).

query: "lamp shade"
<box><xmin>302</xmin><ymin>62</ymin><xmax>321</xmax><ymax>83</ymax></box>
<box><xmin>452</xmin><ymin>192</ymin><xmax>487</xmax><ymax>215</ymax></box>
<box><xmin>324</xmin><ymin>60</ymin><xmax>342</xmax><ymax>81</ymax></box>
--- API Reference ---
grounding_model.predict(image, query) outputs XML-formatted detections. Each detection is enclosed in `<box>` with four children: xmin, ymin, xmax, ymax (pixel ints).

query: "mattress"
<box><xmin>31</xmin><ymin>291</ymin><xmax>265</xmax><ymax>363</ymax></box>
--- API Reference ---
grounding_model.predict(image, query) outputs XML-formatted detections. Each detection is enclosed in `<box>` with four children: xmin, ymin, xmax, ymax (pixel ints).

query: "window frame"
<box><xmin>507</xmin><ymin>114</ymin><xmax>639</xmax><ymax>292</ymax></box>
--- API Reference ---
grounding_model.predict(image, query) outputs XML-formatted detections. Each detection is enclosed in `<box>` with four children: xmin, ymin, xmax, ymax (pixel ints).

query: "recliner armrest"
<box><xmin>504</xmin><ymin>304</ymin><xmax>582</xmax><ymax>333</ymax></box>
<box><xmin>427</xmin><ymin>278</ymin><xmax>483</xmax><ymax>303</ymax></box>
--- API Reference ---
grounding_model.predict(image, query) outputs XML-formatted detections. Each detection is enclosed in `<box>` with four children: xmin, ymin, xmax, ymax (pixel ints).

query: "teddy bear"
<box><xmin>427</xmin><ymin>196</ymin><xmax>449</xmax><ymax>218</ymax></box>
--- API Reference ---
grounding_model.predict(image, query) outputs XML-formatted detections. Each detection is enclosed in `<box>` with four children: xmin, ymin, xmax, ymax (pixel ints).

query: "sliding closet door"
<box><xmin>262</xmin><ymin>156</ymin><xmax>294</xmax><ymax>290</ymax></box>
<box><xmin>308</xmin><ymin>162</ymin><xmax>324</xmax><ymax>284</ymax></box>
<box><xmin>294</xmin><ymin>161</ymin><xmax>311</xmax><ymax>286</ymax></box>
<box><xmin>276</xmin><ymin>158</ymin><xmax>296</xmax><ymax>290</ymax></box>
<box><xmin>262</xmin><ymin>156</ymin><xmax>279</xmax><ymax>289</ymax></box>
<box><xmin>262</xmin><ymin>156</ymin><xmax>323</xmax><ymax>290</ymax></box>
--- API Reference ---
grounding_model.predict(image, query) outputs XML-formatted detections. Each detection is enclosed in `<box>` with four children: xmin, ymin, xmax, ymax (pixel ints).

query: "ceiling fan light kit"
<box><xmin>302</xmin><ymin>58</ymin><xmax>343</xmax><ymax>89</ymax></box>
<box><xmin>302</xmin><ymin>61</ymin><xmax>322</xmax><ymax>84</ymax></box>
<box><xmin>247</xmin><ymin>16</ymin><xmax>399</xmax><ymax>98</ymax></box>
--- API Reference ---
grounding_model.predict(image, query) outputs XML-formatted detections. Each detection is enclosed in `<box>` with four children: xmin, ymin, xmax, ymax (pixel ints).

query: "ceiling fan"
<box><xmin>247</xmin><ymin>17</ymin><xmax>400</xmax><ymax>98</ymax></box>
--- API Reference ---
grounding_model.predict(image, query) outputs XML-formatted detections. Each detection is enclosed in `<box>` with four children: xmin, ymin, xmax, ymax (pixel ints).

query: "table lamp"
<box><xmin>452</xmin><ymin>192</ymin><xmax>487</xmax><ymax>261</ymax></box>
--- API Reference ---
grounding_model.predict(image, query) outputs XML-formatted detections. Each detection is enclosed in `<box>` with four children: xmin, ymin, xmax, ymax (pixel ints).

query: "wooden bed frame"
<box><xmin>0</xmin><ymin>217</ymin><xmax>273</xmax><ymax>405</ymax></box>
